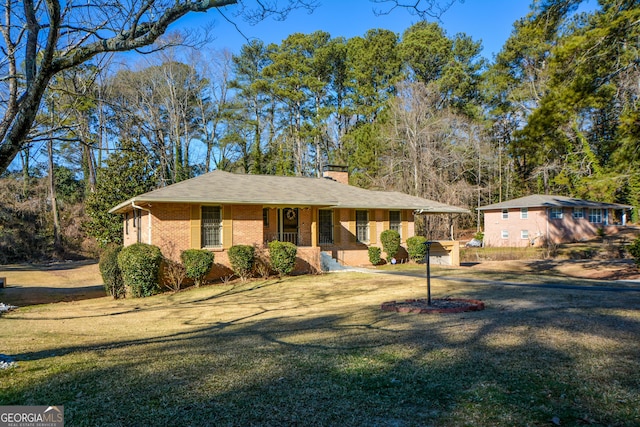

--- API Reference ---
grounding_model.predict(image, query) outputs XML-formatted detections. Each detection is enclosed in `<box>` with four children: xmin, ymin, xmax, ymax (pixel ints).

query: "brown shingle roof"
<box><xmin>109</xmin><ymin>170</ymin><xmax>469</xmax><ymax>214</ymax></box>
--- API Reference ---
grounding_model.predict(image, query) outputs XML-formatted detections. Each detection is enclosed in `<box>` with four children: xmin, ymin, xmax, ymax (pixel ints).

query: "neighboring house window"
<box><xmin>501</xmin><ymin>230</ymin><xmax>509</xmax><ymax>239</ymax></box>
<box><xmin>521</xmin><ymin>230</ymin><xmax>529</xmax><ymax>240</ymax></box>
<box><xmin>520</xmin><ymin>208</ymin><xmax>528</xmax><ymax>219</ymax></box>
<box><xmin>263</xmin><ymin>208</ymin><xmax>269</xmax><ymax>227</ymax></box>
<box><xmin>356</xmin><ymin>210</ymin><xmax>369</xmax><ymax>243</ymax></box>
<box><xmin>389</xmin><ymin>211</ymin><xmax>401</xmax><ymax>236</ymax></box>
<box><xmin>550</xmin><ymin>208</ymin><xmax>563</xmax><ymax>219</ymax></box>
<box><xmin>502</xmin><ymin>209</ymin><xmax>509</xmax><ymax>219</ymax></box>
<box><xmin>201</xmin><ymin>206</ymin><xmax>222</xmax><ymax>248</ymax></box>
<box><xmin>589</xmin><ymin>208</ymin><xmax>603</xmax><ymax>224</ymax></box>
<box><xmin>319</xmin><ymin>209</ymin><xmax>333</xmax><ymax>244</ymax></box>
<box><xmin>573</xmin><ymin>208</ymin><xmax>584</xmax><ymax>219</ymax></box>
<box><xmin>125</xmin><ymin>212</ymin><xmax>129</xmax><ymax>235</ymax></box>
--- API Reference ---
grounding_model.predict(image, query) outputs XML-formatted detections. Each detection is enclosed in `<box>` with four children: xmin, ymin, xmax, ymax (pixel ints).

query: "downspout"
<box><xmin>132</xmin><ymin>202</ymin><xmax>152</xmax><ymax>245</ymax></box>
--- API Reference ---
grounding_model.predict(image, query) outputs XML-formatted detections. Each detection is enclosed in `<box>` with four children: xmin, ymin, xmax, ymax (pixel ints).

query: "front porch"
<box><xmin>263</xmin><ymin>207</ymin><xmax>311</xmax><ymax>247</ymax></box>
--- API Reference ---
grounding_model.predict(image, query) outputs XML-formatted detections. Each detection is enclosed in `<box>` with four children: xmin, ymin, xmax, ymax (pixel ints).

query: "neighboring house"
<box><xmin>109</xmin><ymin>166</ymin><xmax>468</xmax><ymax>277</ymax></box>
<box><xmin>478</xmin><ymin>194</ymin><xmax>633</xmax><ymax>247</ymax></box>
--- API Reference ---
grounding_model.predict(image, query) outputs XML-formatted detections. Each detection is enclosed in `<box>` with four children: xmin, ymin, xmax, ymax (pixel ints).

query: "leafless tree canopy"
<box><xmin>0</xmin><ymin>0</ymin><xmax>319</xmax><ymax>173</ymax></box>
<box><xmin>371</xmin><ymin>0</ymin><xmax>458</xmax><ymax>19</ymax></box>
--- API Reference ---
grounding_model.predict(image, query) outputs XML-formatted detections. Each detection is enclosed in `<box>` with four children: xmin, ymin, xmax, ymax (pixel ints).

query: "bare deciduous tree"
<box><xmin>382</xmin><ymin>82</ymin><xmax>494</xmax><ymax>235</ymax></box>
<box><xmin>371</xmin><ymin>0</ymin><xmax>458</xmax><ymax>19</ymax></box>
<box><xmin>0</xmin><ymin>0</ymin><xmax>318</xmax><ymax>173</ymax></box>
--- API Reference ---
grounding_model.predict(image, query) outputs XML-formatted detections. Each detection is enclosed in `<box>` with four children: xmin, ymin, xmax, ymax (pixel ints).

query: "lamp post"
<box><xmin>423</xmin><ymin>240</ymin><xmax>432</xmax><ymax>306</ymax></box>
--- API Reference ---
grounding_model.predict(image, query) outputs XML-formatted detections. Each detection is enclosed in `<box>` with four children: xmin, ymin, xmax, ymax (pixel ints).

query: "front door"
<box><xmin>278</xmin><ymin>208</ymin><xmax>299</xmax><ymax>245</ymax></box>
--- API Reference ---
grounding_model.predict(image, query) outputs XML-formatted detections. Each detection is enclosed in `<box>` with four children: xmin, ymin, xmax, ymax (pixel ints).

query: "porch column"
<box><xmin>311</xmin><ymin>208</ymin><xmax>318</xmax><ymax>247</ymax></box>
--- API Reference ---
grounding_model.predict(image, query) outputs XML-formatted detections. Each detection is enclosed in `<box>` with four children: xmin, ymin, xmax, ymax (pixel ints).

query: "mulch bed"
<box><xmin>381</xmin><ymin>298</ymin><xmax>485</xmax><ymax>314</ymax></box>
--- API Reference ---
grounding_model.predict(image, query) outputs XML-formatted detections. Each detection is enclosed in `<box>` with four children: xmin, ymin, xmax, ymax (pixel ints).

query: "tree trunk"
<box><xmin>48</xmin><ymin>135</ymin><xmax>62</xmax><ymax>258</ymax></box>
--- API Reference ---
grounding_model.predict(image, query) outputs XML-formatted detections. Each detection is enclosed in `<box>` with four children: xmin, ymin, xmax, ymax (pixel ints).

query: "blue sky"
<box><xmin>176</xmin><ymin>0</ymin><xmax>534</xmax><ymax>60</ymax></box>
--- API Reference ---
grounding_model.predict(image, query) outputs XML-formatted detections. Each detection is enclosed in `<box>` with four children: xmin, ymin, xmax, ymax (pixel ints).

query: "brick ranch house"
<box><xmin>478</xmin><ymin>194</ymin><xmax>633</xmax><ymax>247</ymax></box>
<box><xmin>109</xmin><ymin>167</ymin><xmax>468</xmax><ymax>277</ymax></box>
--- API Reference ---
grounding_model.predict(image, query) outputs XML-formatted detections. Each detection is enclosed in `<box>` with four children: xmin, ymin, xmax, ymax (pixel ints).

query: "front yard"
<box><xmin>1</xmin><ymin>264</ymin><xmax>639</xmax><ymax>426</ymax></box>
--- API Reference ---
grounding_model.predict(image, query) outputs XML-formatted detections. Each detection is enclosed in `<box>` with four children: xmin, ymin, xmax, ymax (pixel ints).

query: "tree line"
<box><xmin>1</xmin><ymin>0</ymin><xmax>638</xmax><ymax>260</ymax></box>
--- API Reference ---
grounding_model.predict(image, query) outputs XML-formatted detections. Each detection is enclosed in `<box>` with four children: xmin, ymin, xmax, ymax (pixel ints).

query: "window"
<box><xmin>389</xmin><ymin>211</ymin><xmax>401</xmax><ymax>236</ymax></box>
<box><xmin>573</xmin><ymin>208</ymin><xmax>584</xmax><ymax>219</ymax></box>
<box><xmin>589</xmin><ymin>208</ymin><xmax>602</xmax><ymax>224</ymax></box>
<box><xmin>356</xmin><ymin>210</ymin><xmax>369</xmax><ymax>243</ymax></box>
<box><xmin>201</xmin><ymin>206</ymin><xmax>222</xmax><ymax>248</ymax></box>
<box><xmin>520</xmin><ymin>208</ymin><xmax>528</xmax><ymax>219</ymax></box>
<box><xmin>125</xmin><ymin>212</ymin><xmax>129</xmax><ymax>235</ymax></box>
<box><xmin>502</xmin><ymin>209</ymin><xmax>509</xmax><ymax>219</ymax></box>
<box><xmin>550</xmin><ymin>208</ymin><xmax>563</xmax><ymax>219</ymax></box>
<box><xmin>319</xmin><ymin>209</ymin><xmax>333</xmax><ymax>244</ymax></box>
<box><xmin>263</xmin><ymin>208</ymin><xmax>269</xmax><ymax>227</ymax></box>
<box><xmin>521</xmin><ymin>230</ymin><xmax>529</xmax><ymax>240</ymax></box>
<box><xmin>501</xmin><ymin>230</ymin><xmax>509</xmax><ymax>239</ymax></box>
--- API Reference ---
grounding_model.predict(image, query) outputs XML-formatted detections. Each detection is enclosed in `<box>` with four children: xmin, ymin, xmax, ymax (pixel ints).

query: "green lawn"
<box><xmin>1</xmin><ymin>269</ymin><xmax>639</xmax><ymax>426</ymax></box>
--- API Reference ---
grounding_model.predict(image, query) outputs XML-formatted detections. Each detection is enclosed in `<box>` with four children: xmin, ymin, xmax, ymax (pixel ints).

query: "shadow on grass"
<box><xmin>0</xmin><ymin>285</ymin><xmax>106</xmax><ymax>306</ymax></box>
<box><xmin>0</xmin><ymin>260</ymin><xmax>97</xmax><ymax>272</ymax></box>
<box><xmin>3</xmin><ymin>280</ymin><xmax>640</xmax><ymax>426</ymax></box>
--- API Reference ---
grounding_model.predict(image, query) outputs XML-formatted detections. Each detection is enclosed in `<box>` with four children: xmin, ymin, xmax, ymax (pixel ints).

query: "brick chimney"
<box><xmin>322</xmin><ymin>165</ymin><xmax>349</xmax><ymax>185</ymax></box>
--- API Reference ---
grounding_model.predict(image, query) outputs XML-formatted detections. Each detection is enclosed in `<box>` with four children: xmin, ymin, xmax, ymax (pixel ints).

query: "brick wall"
<box><xmin>321</xmin><ymin>208</ymin><xmax>416</xmax><ymax>266</ymax></box>
<box><xmin>120</xmin><ymin>202</ymin><xmax>418</xmax><ymax>274</ymax></box>
<box><xmin>483</xmin><ymin>206</ymin><xmax>607</xmax><ymax>247</ymax></box>
<box><xmin>151</xmin><ymin>203</ymin><xmax>191</xmax><ymax>259</ymax></box>
<box><xmin>299</xmin><ymin>208</ymin><xmax>312</xmax><ymax>246</ymax></box>
<box><xmin>123</xmin><ymin>212</ymin><xmax>136</xmax><ymax>246</ymax></box>
<box><xmin>231</xmin><ymin>204</ymin><xmax>263</xmax><ymax>246</ymax></box>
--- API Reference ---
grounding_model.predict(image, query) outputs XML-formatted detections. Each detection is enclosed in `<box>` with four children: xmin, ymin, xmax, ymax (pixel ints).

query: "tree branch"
<box><xmin>371</xmin><ymin>0</ymin><xmax>459</xmax><ymax>20</ymax></box>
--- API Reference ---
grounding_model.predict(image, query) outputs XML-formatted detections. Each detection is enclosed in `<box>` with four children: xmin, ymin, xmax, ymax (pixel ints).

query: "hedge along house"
<box><xmin>109</xmin><ymin>167</ymin><xmax>469</xmax><ymax>277</ymax></box>
<box><xmin>478</xmin><ymin>194</ymin><xmax>633</xmax><ymax>248</ymax></box>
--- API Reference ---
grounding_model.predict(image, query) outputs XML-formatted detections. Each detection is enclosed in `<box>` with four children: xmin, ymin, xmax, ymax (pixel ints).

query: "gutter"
<box><xmin>132</xmin><ymin>201</ymin><xmax>152</xmax><ymax>245</ymax></box>
<box><xmin>415</xmin><ymin>208</ymin><xmax>471</xmax><ymax>215</ymax></box>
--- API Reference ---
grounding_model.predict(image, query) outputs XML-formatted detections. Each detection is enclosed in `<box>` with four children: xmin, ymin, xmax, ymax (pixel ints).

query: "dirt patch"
<box><xmin>381</xmin><ymin>298</ymin><xmax>485</xmax><ymax>314</ymax></box>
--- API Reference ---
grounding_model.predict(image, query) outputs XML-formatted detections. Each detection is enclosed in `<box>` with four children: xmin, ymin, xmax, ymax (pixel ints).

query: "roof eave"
<box><xmin>479</xmin><ymin>203</ymin><xmax>634</xmax><ymax>211</ymax></box>
<box><xmin>109</xmin><ymin>197</ymin><xmax>340</xmax><ymax>214</ymax></box>
<box><xmin>415</xmin><ymin>208</ymin><xmax>471</xmax><ymax>214</ymax></box>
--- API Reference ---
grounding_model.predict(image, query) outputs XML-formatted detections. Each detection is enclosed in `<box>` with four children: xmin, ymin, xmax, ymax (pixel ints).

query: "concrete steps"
<box><xmin>320</xmin><ymin>251</ymin><xmax>346</xmax><ymax>272</ymax></box>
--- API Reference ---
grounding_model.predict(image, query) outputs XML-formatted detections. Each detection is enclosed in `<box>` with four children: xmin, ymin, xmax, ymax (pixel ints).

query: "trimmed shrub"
<box><xmin>99</xmin><ymin>245</ymin><xmax>125</xmax><ymax>299</ymax></box>
<box><xmin>407</xmin><ymin>236</ymin><xmax>428</xmax><ymax>262</ymax></box>
<box><xmin>380</xmin><ymin>229</ymin><xmax>401</xmax><ymax>262</ymax></box>
<box><xmin>368</xmin><ymin>246</ymin><xmax>382</xmax><ymax>266</ymax></box>
<box><xmin>268</xmin><ymin>241</ymin><xmax>297</xmax><ymax>276</ymax></box>
<box><xmin>228</xmin><ymin>245</ymin><xmax>255</xmax><ymax>281</ymax></box>
<box><xmin>181</xmin><ymin>249</ymin><xmax>214</xmax><ymax>287</ymax></box>
<box><xmin>629</xmin><ymin>237</ymin><xmax>640</xmax><ymax>268</ymax></box>
<box><xmin>117</xmin><ymin>243</ymin><xmax>163</xmax><ymax>298</ymax></box>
